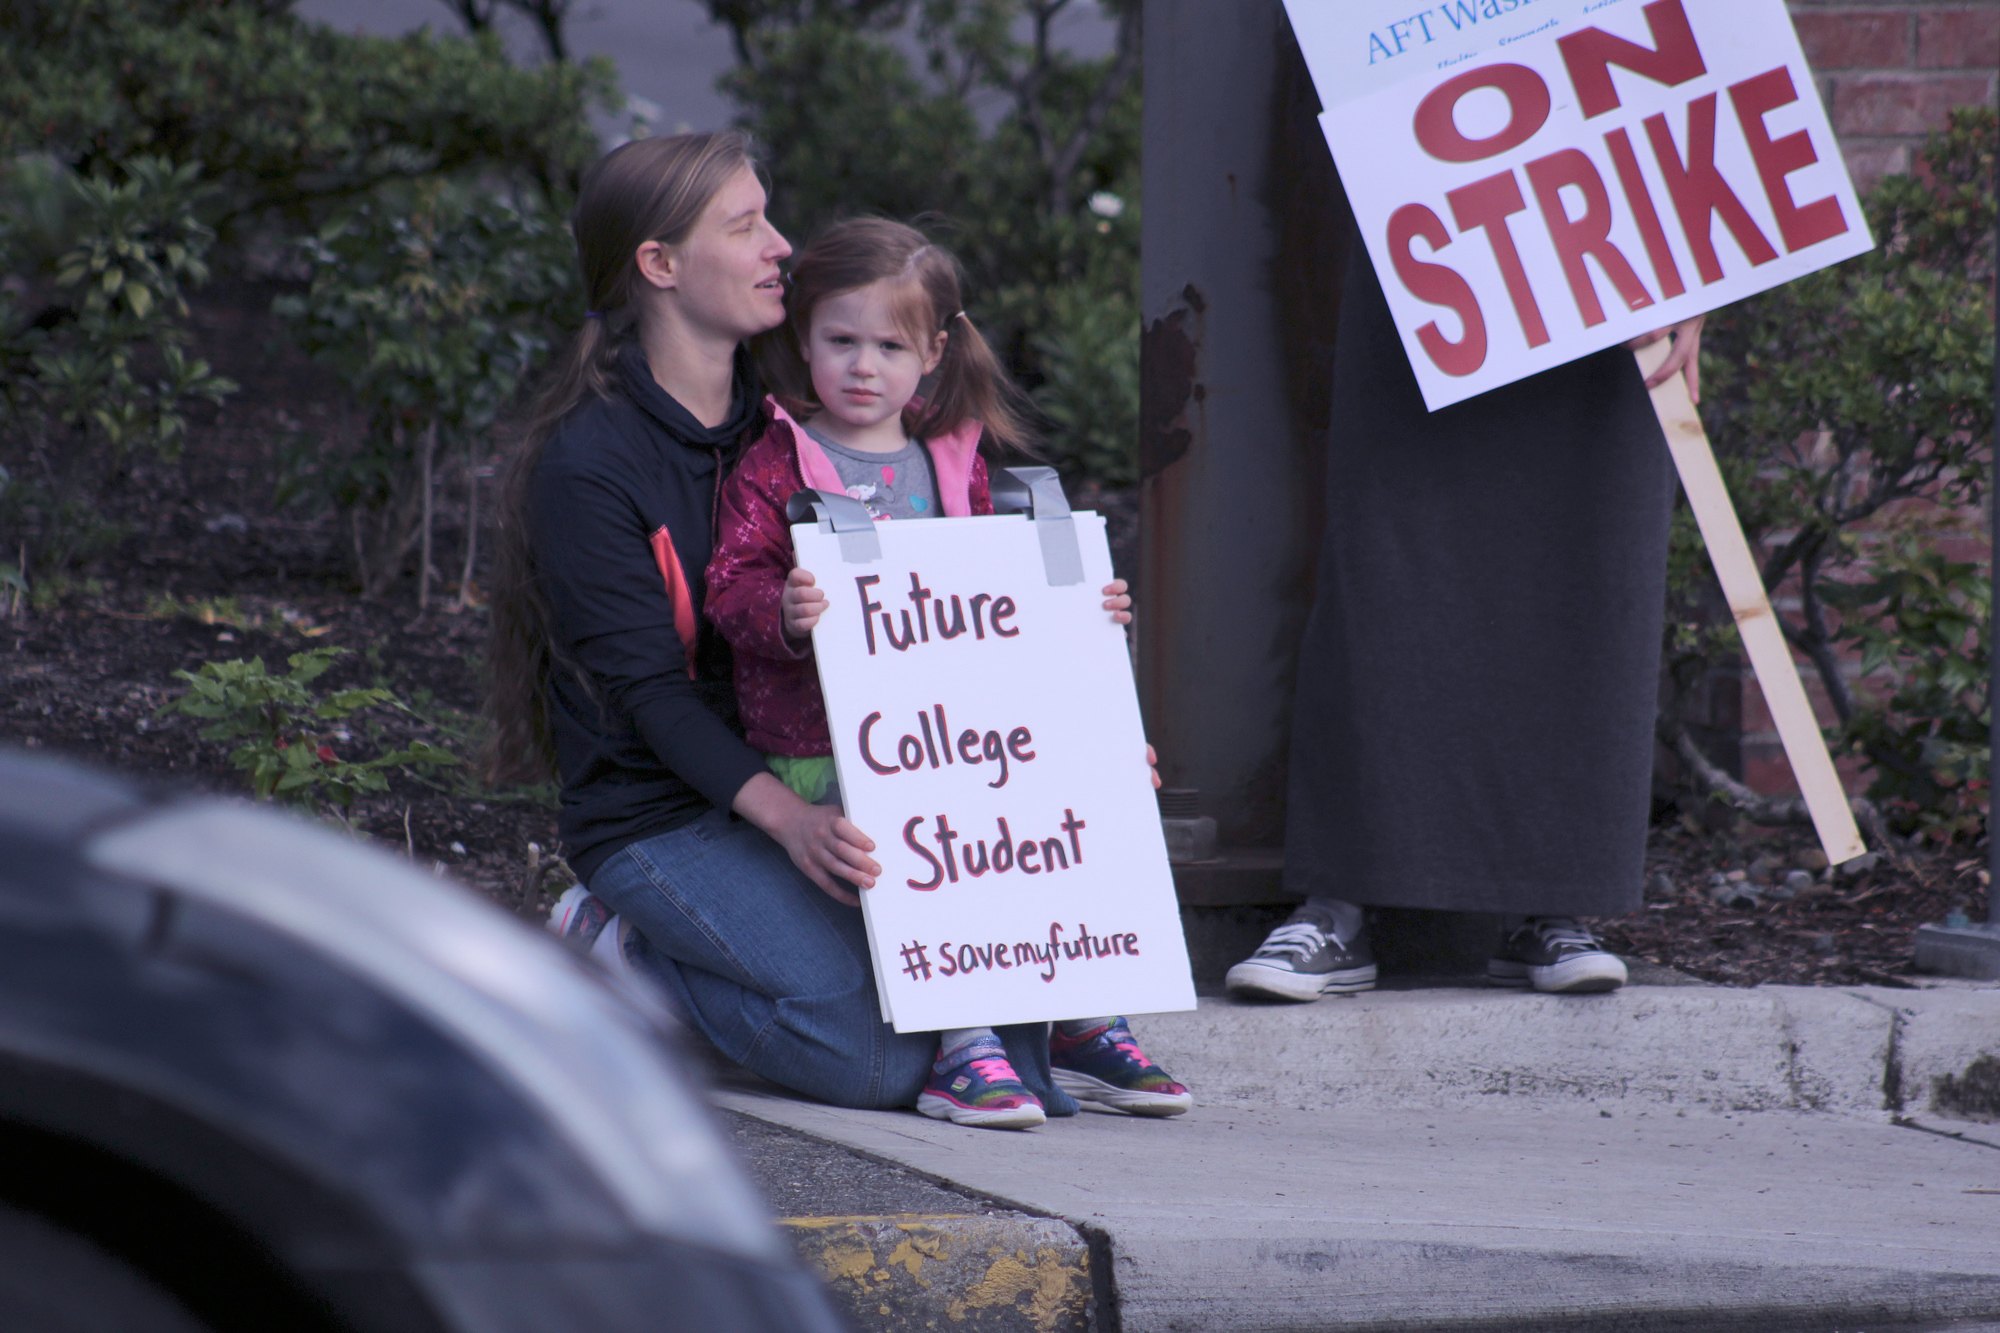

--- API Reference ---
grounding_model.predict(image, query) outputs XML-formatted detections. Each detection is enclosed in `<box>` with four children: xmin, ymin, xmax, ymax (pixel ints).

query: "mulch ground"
<box><xmin>1611</xmin><ymin>820</ymin><xmax>1985</xmax><ymax>987</ymax></box>
<box><xmin>4</xmin><ymin>284</ymin><xmax>1988</xmax><ymax>977</ymax></box>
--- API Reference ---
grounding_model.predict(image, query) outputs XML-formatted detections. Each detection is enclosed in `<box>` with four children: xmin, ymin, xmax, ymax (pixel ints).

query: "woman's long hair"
<box><xmin>483</xmin><ymin>131</ymin><xmax>759</xmax><ymax>786</ymax></box>
<box><xmin>758</xmin><ymin>216</ymin><xmax>1037</xmax><ymax>457</ymax></box>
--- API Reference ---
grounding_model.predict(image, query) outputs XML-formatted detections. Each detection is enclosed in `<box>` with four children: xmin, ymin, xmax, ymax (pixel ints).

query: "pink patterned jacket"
<box><xmin>705</xmin><ymin>399</ymin><xmax>993</xmax><ymax>756</ymax></box>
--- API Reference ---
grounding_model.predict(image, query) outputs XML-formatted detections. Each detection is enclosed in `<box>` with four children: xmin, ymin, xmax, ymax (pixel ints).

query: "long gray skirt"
<box><xmin>1282</xmin><ymin>247</ymin><xmax>1676</xmax><ymax>917</ymax></box>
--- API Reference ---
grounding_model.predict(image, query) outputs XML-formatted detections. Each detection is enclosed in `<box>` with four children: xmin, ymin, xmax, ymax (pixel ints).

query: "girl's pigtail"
<box><xmin>913</xmin><ymin>310</ymin><xmax>1040</xmax><ymax>459</ymax></box>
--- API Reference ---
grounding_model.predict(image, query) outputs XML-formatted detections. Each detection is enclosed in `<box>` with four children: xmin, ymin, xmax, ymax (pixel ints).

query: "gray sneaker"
<box><xmin>1225</xmin><ymin>907</ymin><xmax>1378</xmax><ymax>1002</ymax></box>
<box><xmin>1487</xmin><ymin>917</ymin><xmax>1628</xmax><ymax>993</ymax></box>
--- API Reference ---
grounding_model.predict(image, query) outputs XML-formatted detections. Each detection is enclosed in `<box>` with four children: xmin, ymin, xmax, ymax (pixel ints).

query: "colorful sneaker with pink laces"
<box><xmin>1049</xmin><ymin>1019</ymin><xmax>1193</xmax><ymax>1117</ymax></box>
<box><xmin>547</xmin><ymin>884</ymin><xmax>613</xmax><ymax>953</ymax></box>
<box><xmin>917</xmin><ymin>1039</ymin><xmax>1047</xmax><ymax>1130</ymax></box>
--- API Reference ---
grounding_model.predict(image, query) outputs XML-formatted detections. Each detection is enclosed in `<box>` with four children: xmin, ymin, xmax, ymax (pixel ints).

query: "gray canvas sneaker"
<box><xmin>1225</xmin><ymin>904</ymin><xmax>1378</xmax><ymax>1001</ymax></box>
<box><xmin>1487</xmin><ymin>916</ymin><xmax>1628</xmax><ymax>993</ymax></box>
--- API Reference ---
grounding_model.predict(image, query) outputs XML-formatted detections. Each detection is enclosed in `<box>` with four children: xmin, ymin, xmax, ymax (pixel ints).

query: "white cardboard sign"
<box><xmin>1283</xmin><ymin>0</ymin><xmax>1872</xmax><ymax>409</ymax></box>
<box><xmin>792</xmin><ymin>512</ymin><xmax>1198</xmax><ymax>1032</ymax></box>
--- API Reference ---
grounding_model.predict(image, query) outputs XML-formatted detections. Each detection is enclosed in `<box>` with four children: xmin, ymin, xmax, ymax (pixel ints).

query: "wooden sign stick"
<box><xmin>1637</xmin><ymin>339</ymin><xmax>1867</xmax><ymax>865</ymax></box>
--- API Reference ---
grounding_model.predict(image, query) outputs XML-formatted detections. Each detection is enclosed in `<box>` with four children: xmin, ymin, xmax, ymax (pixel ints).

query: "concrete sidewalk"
<box><xmin>720</xmin><ymin>979</ymin><xmax>2000</xmax><ymax>1332</ymax></box>
<box><xmin>1135</xmin><ymin>977</ymin><xmax>1999</xmax><ymax>1120</ymax></box>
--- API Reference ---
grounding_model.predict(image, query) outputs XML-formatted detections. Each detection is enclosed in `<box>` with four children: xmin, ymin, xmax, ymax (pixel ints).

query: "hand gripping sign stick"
<box><xmin>1636</xmin><ymin>336</ymin><xmax>1866</xmax><ymax>864</ymax></box>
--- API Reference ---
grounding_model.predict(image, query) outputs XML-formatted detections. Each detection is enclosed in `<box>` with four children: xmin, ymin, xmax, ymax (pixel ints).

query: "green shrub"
<box><xmin>1674</xmin><ymin>107</ymin><xmax>1996</xmax><ymax>843</ymax></box>
<box><xmin>1031</xmin><ymin>270</ymin><xmax>1139</xmax><ymax>485</ymax></box>
<box><xmin>274</xmin><ymin>182</ymin><xmax>578</xmax><ymax>600</ymax></box>
<box><xmin>1825</xmin><ymin>531</ymin><xmax>1989</xmax><ymax>844</ymax></box>
<box><xmin>33</xmin><ymin>157</ymin><xmax>236</xmax><ymax>457</ymax></box>
<box><xmin>161</xmin><ymin>647</ymin><xmax>458</xmax><ymax>814</ymax></box>
<box><xmin>0</xmin><ymin>0</ymin><xmax>613</xmax><ymax>599</ymax></box>
<box><xmin>0</xmin><ymin>0</ymin><xmax>612</xmax><ymax>230</ymax></box>
<box><xmin>0</xmin><ymin>154</ymin><xmax>235</xmax><ymax>588</ymax></box>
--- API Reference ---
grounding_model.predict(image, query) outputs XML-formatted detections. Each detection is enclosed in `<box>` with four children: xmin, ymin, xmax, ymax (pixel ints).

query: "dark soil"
<box><xmin>4</xmin><ymin>286</ymin><xmax>1988</xmax><ymax>976</ymax></box>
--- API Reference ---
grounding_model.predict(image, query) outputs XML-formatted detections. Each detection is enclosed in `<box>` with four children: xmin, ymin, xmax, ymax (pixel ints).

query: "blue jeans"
<box><xmin>588</xmin><ymin>809</ymin><xmax>1076</xmax><ymax>1114</ymax></box>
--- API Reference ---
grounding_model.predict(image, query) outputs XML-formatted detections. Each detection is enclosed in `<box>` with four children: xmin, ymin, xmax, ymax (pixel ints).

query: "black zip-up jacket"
<box><xmin>530</xmin><ymin>342</ymin><xmax>771</xmax><ymax>882</ymax></box>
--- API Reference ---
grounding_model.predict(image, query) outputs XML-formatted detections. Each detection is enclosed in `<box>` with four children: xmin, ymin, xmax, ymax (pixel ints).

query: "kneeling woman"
<box><xmin>483</xmin><ymin>131</ymin><xmax>1188</xmax><ymax>1127</ymax></box>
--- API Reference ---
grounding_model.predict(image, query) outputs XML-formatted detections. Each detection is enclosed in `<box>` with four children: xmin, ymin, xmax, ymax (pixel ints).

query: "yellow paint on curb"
<box><xmin>780</xmin><ymin>1214</ymin><xmax>1093</xmax><ymax>1331</ymax></box>
<box><xmin>885</xmin><ymin>1227</ymin><xmax>950</xmax><ymax>1280</ymax></box>
<box><xmin>948</xmin><ymin>1246</ymin><xmax>1088</xmax><ymax>1326</ymax></box>
<box><xmin>814</xmin><ymin>1238</ymin><xmax>881</xmax><ymax>1284</ymax></box>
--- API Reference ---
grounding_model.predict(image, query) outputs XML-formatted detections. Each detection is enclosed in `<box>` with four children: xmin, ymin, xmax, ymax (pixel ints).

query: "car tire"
<box><xmin>0</xmin><ymin>1198</ymin><xmax>210</xmax><ymax>1333</ymax></box>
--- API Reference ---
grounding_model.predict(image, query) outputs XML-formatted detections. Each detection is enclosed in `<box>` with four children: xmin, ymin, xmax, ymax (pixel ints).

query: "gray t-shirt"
<box><xmin>804</xmin><ymin>424</ymin><xmax>940</xmax><ymax>522</ymax></box>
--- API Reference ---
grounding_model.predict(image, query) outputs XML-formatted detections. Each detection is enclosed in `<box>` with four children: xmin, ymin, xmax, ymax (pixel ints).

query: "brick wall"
<box><xmin>1726</xmin><ymin>2</ymin><xmax>1995</xmax><ymax>795</ymax></box>
<box><xmin>1792</xmin><ymin>2</ymin><xmax>2000</xmax><ymax>188</ymax></box>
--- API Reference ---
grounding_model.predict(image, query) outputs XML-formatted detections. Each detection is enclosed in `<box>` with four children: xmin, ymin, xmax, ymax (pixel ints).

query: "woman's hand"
<box><xmin>1102</xmin><ymin>578</ymin><xmax>1133</xmax><ymax>626</ymax></box>
<box><xmin>1145</xmin><ymin>743</ymin><xmax>1161</xmax><ymax>790</ymax></box>
<box><xmin>733</xmin><ymin>772</ymin><xmax>877</xmax><ymax>906</ymax></box>
<box><xmin>1629</xmin><ymin>314</ymin><xmax>1705</xmax><ymax>404</ymax></box>
<box><xmin>782</xmin><ymin>566</ymin><xmax>828</xmax><ymax>644</ymax></box>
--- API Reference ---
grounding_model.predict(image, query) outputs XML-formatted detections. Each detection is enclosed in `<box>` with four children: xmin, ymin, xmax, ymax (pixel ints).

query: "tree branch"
<box><xmin>436</xmin><ymin>0</ymin><xmax>502</xmax><ymax>32</ymax></box>
<box><xmin>500</xmin><ymin>0</ymin><xmax>575</xmax><ymax>62</ymax></box>
<box><xmin>1668</xmin><ymin>720</ymin><xmax>1899</xmax><ymax>855</ymax></box>
<box><xmin>1786</xmin><ymin>540</ymin><xmax>1858</xmax><ymax>725</ymax></box>
<box><xmin>1012</xmin><ymin>3</ymin><xmax>1058</xmax><ymax>202</ymax></box>
<box><xmin>1754</xmin><ymin>489</ymin><xmax>1840</xmax><ymax>592</ymax></box>
<box><xmin>1042</xmin><ymin>0</ymin><xmax>1138</xmax><ymax>217</ymax></box>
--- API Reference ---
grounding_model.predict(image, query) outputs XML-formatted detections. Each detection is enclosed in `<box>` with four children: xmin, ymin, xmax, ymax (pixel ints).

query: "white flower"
<box><xmin>1087</xmin><ymin>191</ymin><xmax>1125</xmax><ymax>219</ymax></box>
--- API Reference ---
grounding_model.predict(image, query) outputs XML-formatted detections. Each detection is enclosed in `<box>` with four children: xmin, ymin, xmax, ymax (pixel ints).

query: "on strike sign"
<box><xmin>793</xmin><ymin>508</ymin><xmax>1197</xmax><ymax>1033</ymax></box>
<box><xmin>1284</xmin><ymin>0</ymin><xmax>1872</xmax><ymax>409</ymax></box>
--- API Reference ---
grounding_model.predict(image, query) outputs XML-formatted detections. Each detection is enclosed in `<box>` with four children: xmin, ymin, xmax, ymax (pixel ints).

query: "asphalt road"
<box><xmin>721</xmin><ymin>1104</ymin><xmax>1017</xmax><ymax>1221</ymax></box>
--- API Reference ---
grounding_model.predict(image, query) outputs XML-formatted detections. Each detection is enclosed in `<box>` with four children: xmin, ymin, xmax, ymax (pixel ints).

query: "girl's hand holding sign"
<box><xmin>781</xmin><ymin>566</ymin><xmax>828</xmax><ymax>643</ymax></box>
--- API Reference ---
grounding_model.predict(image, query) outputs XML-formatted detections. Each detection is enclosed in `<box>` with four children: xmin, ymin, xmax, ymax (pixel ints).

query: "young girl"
<box><xmin>704</xmin><ymin>217</ymin><xmax>1192</xmax><ymax>1130</ymax></box>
